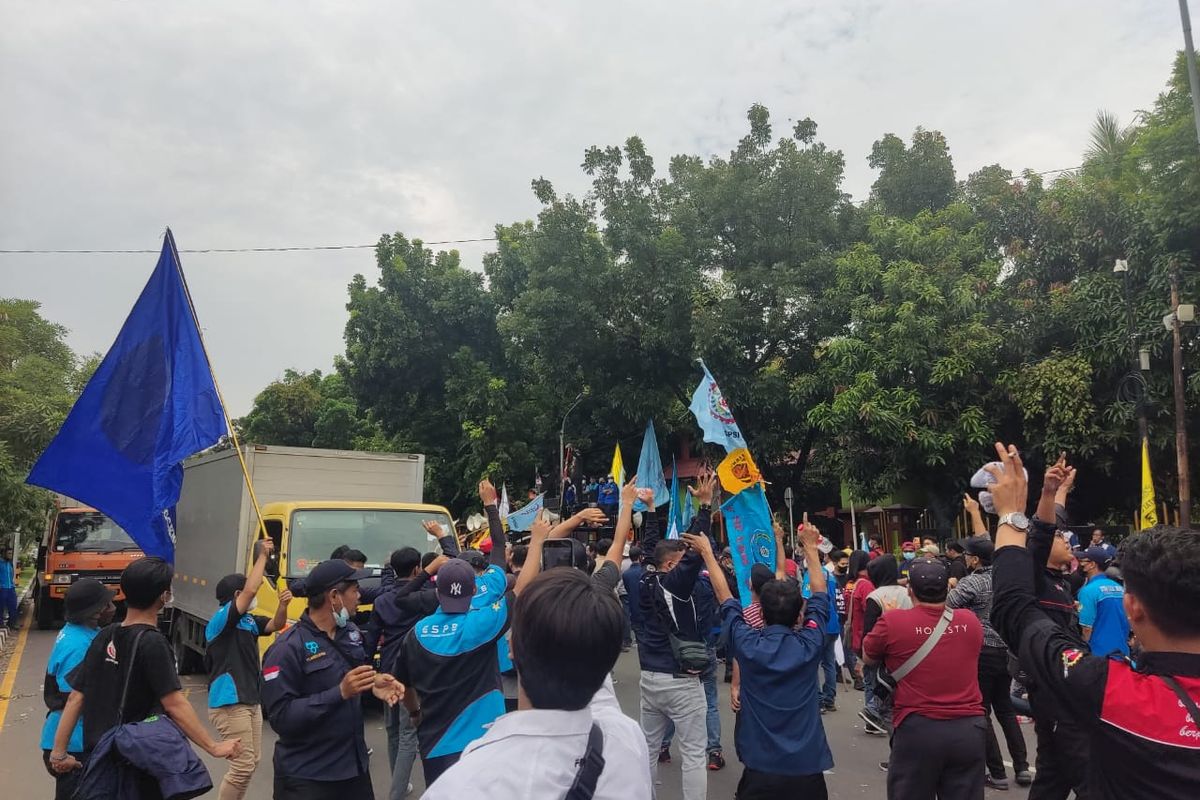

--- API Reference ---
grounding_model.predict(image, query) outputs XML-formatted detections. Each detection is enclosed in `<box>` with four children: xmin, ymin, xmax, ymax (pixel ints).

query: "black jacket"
<box><xmin>993</xmin><ymin>545</ymin><xmax>1200</xmax><ymax>799</ymax></box>
<box><xmin>636</xmin><ymin>507</ymin><xmax>715</xmax><ymax>675</ymax></box>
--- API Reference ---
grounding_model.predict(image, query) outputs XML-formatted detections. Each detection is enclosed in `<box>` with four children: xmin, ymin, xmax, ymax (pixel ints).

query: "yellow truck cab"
<box><xmin>168</xmin><ymin>445</ymin><xmax>452</xmax><ymax>672</ymax></box>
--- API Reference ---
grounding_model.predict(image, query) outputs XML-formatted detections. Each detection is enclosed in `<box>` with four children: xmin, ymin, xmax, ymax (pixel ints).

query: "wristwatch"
<box><xmin>998</xmin><ymin>512</ymin><xmax>1030</xmax><ymax>532</ymax></box>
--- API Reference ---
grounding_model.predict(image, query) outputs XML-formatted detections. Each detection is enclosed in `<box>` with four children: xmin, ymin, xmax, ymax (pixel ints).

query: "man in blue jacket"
<box><xmin>0</xmin><ymin>545</ymin><xmax>17</xmax><ymax>629</ymax></box>
<box><xmin>697</xmin><ymin>521</ymin><xmax>833</xmax><ymax>800</ymax></box>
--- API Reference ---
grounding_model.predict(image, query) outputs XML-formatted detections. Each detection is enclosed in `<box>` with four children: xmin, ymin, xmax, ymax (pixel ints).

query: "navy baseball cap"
<box><xmin>303</xmin><ymin>559</ymin><xmax>372</xmax><ymax>598</ymax></box>
<box><xmin>908</xmin><ymin>558</ymin><xmax>950</xmax><ymax>599</ymax></box>
<box><xmin>1077</xmin><ymin>546</ymin><xmax>1113</xmax><ymax>567</ymax></box>
<box><xmin>436</xmin><ymin>559</ymin><xmax>477</xmax><ymax>613</ymax></box>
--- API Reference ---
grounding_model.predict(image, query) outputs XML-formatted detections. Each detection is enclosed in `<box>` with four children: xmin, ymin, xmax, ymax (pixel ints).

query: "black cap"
<box><xmin>750</xmin><ymin>563</ymin><xmax>774</xmax><ymax>595</ymax></box>
<box><xmin>64</xmin><ymin>578</ymin><xmax>115</xmax><ymax>623</ymax></box>
<box><xmin>962</xmin><ymin>537</ymin><xmax>994</xmax><ymax>560</ymax></box>
<box><xmin>303</xmin><ymin>559</ymin><xmax>372</xmax><ymax>598</ymax></box>
<box><xmin>946</xmin><ymin>539</ymin><xmax>967</xmax><ymax>555</ymax></box>
<box><xmin>215</xmin><ymin>574</ymin><xmax>248</xmax><ymax>605</ymax></box>
<box><xmin>460</xmin><ymin>550</ymin><xmax>488</xmax><ymax>571</ymax></box>
<box><xmin>908</xmin><ymin>558</ymin><xmax>950</xmax><ymax>600</ymax></box>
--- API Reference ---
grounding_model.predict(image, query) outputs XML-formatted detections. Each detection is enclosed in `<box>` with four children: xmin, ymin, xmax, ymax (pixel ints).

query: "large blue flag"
<box><xmin>689</xmin><ymin>360</ymin><xmax>746</xmax><ymax>453</ymax></box>
<box><xmin>507</xmin><ymin>493</ymin><xmax>545</xmax><ymax>532</ymax></box>
<box><xmin>27</xmin><ymin>231</ymin><xmax>226</xmax><ymax>560</ymax></box>
<box><xmin>721</xmin><ymin>483</ymin><xmax>777</xmax><ymax>606</ymax></box>
<box><xmin>633</xmin><ymin>420</ymin><xmax>670</xmax><ymax>512</ymax></box>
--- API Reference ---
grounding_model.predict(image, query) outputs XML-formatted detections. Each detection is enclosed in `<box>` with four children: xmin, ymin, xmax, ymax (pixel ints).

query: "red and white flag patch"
<box><xmin>263</xmin><ymin>665</ymin><xmax>281</xmax><ymax>682</ymax></box>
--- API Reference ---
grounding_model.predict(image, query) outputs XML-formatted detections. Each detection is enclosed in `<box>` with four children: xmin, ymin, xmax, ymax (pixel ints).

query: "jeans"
<box><xmin>209</xmin><ymin>704</ymin><xmax>263</xmax><ymax>800</ymax></box>
<box><xmin>701</xmin><ymin>651</ymin><xmax>721</xmax><ymax>753</ymax></box>
<box><xmin>841</xmin><ymin>629</ymin><xmax>857</xmax><ymax>674</ymax></box>
<box><xmin>384</xmin><ymin>704</ymin><xmax>418</xmax><ymax>800</ymax></box>
<box><xmin>820</xmin><ymin>633</ymin><xmax>838</xmax><ymax>707</ymax></box>
<box><xmin>620</xmin><ymin>595</ymin><xmax>633</xmax><ymax>648</ymax></box>
<box><xmin>640</xmin><ymin>671</ymin><xmax>708</xmax><ymax>800</ymax></box>
<box><xmin>0</xmin><ymin>587</ymin><xmax>17</xmax><ymax>627</ymax></box>
<box><xmin>862</xmin><ymin>663</ymin><xmax>880</xmax><ymax>713</ymax></box>
<box><xmin>979</xmin><ymin>646</ymin><xmax>1029</xmax><ymax>777</ymax></box>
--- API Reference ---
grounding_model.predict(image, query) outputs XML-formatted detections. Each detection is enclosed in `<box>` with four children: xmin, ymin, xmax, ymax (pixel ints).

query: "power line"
<box><xmin>0</xmin><ymin>237</ymin><xmax>499</xmax><ymax>255</ymax></box>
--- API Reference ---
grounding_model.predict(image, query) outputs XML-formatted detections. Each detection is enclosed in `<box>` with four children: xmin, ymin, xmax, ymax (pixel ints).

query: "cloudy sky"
<box><xmin>1</xmin><ymin>2</ymin><xmax>1187</xmax><ymax>414</ymax></box>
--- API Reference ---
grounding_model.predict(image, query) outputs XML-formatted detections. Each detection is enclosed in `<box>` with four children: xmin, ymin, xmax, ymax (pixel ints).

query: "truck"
<box><xmin>167</xmin><ymin>444</ymin><xmax>454</xmax><ymax>673</ymax></box>
<box><xmin>33</xmin><ymin>496</ymin><xmax>146</xmax><ymax>629</ymax></box>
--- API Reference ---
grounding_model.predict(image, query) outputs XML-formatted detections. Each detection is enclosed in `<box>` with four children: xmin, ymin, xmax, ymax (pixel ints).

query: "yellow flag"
<box><xmin>610</xmin><ymin>443</ymin><xmax>625</xmax><ymax>486</ymax></box>
<box><xmin>717</xmin><ymin>448</ymin><xmax>764</xmax><ymax>495</ymax></box>
<box><xmin>1140</xmin><ymin>437</ymin><xmax>1158</xmax><ymax>529</ymax></box>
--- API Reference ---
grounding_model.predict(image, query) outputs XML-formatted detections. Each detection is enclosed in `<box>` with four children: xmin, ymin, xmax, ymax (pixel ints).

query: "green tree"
<box><xmin>868</xmin><ymin>128</ymin><xmax>957</xmax><ymax>219</ymax></box>
<box><xmin>0</xmin><ymin>299</ymin><xmax>89</xmax><ymax>537</ymax></box>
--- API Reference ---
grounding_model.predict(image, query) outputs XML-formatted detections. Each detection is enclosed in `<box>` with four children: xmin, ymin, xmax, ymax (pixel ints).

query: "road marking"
<box><xmin>0</xmin><ymin>612</ymin><xmax>31</xmax><ymax>732</ymax></box>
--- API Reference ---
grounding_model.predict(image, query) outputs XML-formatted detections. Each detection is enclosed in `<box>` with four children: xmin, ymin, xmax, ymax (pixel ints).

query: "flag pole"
<box><xmin>165</xmin><ymin>229</ymin><xmax>274</xmax><ymax>561</ymax></box>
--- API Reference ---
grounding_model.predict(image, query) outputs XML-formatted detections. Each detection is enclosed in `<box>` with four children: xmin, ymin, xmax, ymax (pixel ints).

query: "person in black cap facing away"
<box><xmin>206</xmin><ymin>539</ymin><xmax>293</xmax><ymax>800</ymax></box>
<box><xmin>51</xmin><ymin>557</ymin><xmax>242</xmax><ymax>777</ymax></box>
<box><xmin>863</xmin><ymin>557</ymin><xmax>985</xmax><ymax>799</ymax></box>
<box><xmin>947</xmin><ymin>535</ymin><xmax>1031</xmax><ymax>790</ymax></box>
<box><xmin>40</xmin><ymin>578</ymin><xmax>115</xmax><ymax>800</ymax></box>
<box><xmin>990</xmin><ymin>445</ymin><xmax>1200</xmax><ymax>800</ymax></box>
<box><xmin>261</xmin><ymin>558</ymin><xmax>404</xmax><ymax>800</ymax></box>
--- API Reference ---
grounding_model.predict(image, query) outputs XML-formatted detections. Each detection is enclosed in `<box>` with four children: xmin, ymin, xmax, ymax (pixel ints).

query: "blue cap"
<box><xmin>1077</xmin><ymin>546</ymin><xmax>1113</xmax><ymax>567</ymax></box>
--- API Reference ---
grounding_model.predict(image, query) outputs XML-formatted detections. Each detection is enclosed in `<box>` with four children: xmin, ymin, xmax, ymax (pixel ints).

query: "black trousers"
<box><xmin>887</xmin><ymin>714</ymin><xmax>986</xmax><ymax>800</ymax></box>
<box><xmin>1029</xmin><ymin>712</ymin><xmax>1090</xmax><ymax>800</ymax></box>
<box><xmin>736</xmin><ymin>767</ymin><xmax>828</xmax><ymax>800</ymax></box>
<box><xmin>273</xmin><ymin>771</ymin><xmax>373</xmax><ymax>800</ymax></box>
<box><xmin>979</xmin><ymin>646</ymin><xmax>1029</xmax><ymax>776</ymax></box>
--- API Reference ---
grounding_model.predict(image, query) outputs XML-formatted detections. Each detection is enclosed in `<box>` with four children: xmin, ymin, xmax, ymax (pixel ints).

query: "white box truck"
<box><xmin>167</xmin><ymin>444</ymin><xmax>454</xmax><ymax>672</ymax></box>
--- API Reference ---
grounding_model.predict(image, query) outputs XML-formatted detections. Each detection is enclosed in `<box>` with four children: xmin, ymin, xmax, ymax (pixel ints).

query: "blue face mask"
<box><xmin>333</xmin><ymin>597</ymin><xmax>350</xmax><ymax>628</ymax></box>
<box><xmin>903</xmin><ymin>552</ymin><xmax>916</xmax><ymax>561</ymax></box>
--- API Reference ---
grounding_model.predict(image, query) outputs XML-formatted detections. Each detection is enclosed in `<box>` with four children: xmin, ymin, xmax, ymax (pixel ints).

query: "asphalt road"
<box><xmin>1</xmin><ymin>613</ymin><xmax>1034</xmax><ymax>799</ymax></box>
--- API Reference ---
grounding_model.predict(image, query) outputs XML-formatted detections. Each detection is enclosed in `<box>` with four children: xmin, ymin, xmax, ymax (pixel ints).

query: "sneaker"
<box><xmin>986</xmin><ymin>775</ymin><xmax>1010</xmax><ymax>791</ymax></box>
<box><xmin>879</xmin><ymin>761</ymin><xmax>889</xmax><ymax>772</ymax></box>
<box><xmin>1015</xmin><ymin>769</ymin><xmax>1033</xmax><ymax>786</ymax></box>
<box><xmin>707</xmin><ymin>751</ymin><xmax>726</xmax><ymax>771</ymax></box>
<box><xmin>658</xmin><ymin>745</ymin><xmax>671</xmax><ymax>764</ymax></box>
<box><xmin>857</xmin><ymin>709</ymin><xmax>887</xmax><ymax>735</ymax></box>
<box><xmin>853</xmin><ymin>677</ymin><xmax>865</xmax><ymax>691</ymax></box>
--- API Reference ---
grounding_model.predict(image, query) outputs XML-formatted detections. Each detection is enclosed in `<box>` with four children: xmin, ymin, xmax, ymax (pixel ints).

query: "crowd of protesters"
<box><xmin>34</xmin><ymin>446</ymin><xmax>1200</xmax><ymax>800</ymax></box>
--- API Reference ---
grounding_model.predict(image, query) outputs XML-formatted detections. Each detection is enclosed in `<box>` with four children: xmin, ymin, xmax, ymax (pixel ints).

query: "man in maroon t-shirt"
<box><xmin>864</xmin><ymin>558</ymin><xmax>985</xmax><ymax>799</ymax></box>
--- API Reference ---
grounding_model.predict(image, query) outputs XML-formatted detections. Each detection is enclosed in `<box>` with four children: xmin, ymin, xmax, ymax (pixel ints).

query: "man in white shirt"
<box><xmin>422</xmin><ymin>567</ymin><xmax>650</xmax><ymax>799</ymax></box>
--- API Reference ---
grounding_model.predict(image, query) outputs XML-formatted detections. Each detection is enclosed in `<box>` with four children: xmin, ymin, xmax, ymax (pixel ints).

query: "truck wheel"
<box><xmin>173</xmin><ymin>624</ymin><xmax>201</xmax><ymax>675</ymax></box>
<box><xmin>35</xmin><ymin>588</ymin><xmax>56</xmax><ymax>630</ymax></box>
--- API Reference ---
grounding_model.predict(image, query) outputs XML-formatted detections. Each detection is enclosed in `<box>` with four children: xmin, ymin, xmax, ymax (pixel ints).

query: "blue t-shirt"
<box><xmin>1077</xmin><ymin>574</ymin><xmax>1129</xmax><ymax>657</ymax></box>
<box><xmin>41</xmin><ymin>623</ymin><xmax>99</xmax><ymax>751</ymax></box>
<box><xmin>0</xmin><ymin>559</ymin><xmax>15</xmax><ymax>590</ymax></box>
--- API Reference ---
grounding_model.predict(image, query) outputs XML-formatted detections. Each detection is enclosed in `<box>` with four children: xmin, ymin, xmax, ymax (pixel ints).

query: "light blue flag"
<box><xmin>633</xmin><ymin>420</ymin><xmax>670</xmax><ymax>512</ymax></box>
<box><xmin>720</xmin><ymin>483</ymin><xmax>777</xmax><ymax>607</ymax></box>
<box><xmin>507</xmin><ymin>493</ymin><xmax>544</xmax><ymax>532</ymax></box>
<box><xmin>665</xmin><ymin>458</ymin><xmax>680</xmax><ymax>539</ymax></box>
<box><xmin>27</xmin><ymin>231</ymin><xmax>226</xmax><ymax>561</ymax></box>
<box><xmin>689</xmin><ymin>360</ymin><xmax>746</xmax><ymax>454</ymax></box>
<box><xmin>679</xmin><ymin>483</ymin><xmax>695</xmax><ymax>531</ymax></box>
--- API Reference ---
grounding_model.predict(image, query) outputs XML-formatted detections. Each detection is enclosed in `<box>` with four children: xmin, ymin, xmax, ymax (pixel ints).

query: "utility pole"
<box><xmin>1179</xmin><ymin>0</ymin><xmax>1200</xmax><ymax>149</ymax></box>
<box><xmin>1170</xmin><ymin>265</ymin><xmax>1192</xmax><ymax>527</ymax></box>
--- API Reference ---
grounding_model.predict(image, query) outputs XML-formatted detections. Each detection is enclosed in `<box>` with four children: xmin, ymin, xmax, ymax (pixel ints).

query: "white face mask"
<box><xmin>332</xmin><ymin>596</ymin><xmax>350</xmax><ymax>628</ymax></box>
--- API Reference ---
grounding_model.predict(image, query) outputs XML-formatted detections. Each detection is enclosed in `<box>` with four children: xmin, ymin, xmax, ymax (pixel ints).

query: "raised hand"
<box><xmin>636</xmin><ymin>487</ymin><xmax>656</xmax><ymax>510</ymax></box>
<box><xmin>530</xmin><ymin>508</ymin><xmax>553</xmax><ymax>542</ymax></box>
<box><xmin>1041</xmin><ymin>452</ymin><xmax>1070</xmax><ymax>496</ymax></box>
<box><xmin>621</xmin><ymin>476</ymin><xmax>639</xmax><ymax>506</ymax></box>
<box><xmin>425</xmin><ymin>554</ymin><xmax>450</xmax><ymax>574</ymax></box>
<box><xmin>479</xmin><ymin>479</ymin><xmax>499</xmax><ymax>507</ymax></box>
<box><xmin>688</xmin><ymin>472</ymin><xmax>717</xmax><ymax>506</ymax></box>
<box><xmin>277</xmin><ymin>588</ymin><xmax>293</xmax><ymax>605</ymax></box>
<box><xmin>575</xmin><ymin>507</ymin><xmax>608</xmax><ymax>526</ymax></box>
<box><xmin>422</xmin><ymin>519</ymin><xmax>446</xmax><ymax>538</ymax></box>
<box><xmin>798</xmin><ymin>521</ymin><xmax>820</xmax><ymax>551</ymax></box>
<box><xmin>255</xmin><ymin>538</ymin><xmax>275</xmax><ymax>559</ymax></box>
<box><xmin>984</xmin><ymin>442</ymin><xmax>1028</xmax><ymax>518</ymax></box>
<box><xmin>963</xmin><ymin>492</ymin><xmax>980</xmax><ymax>516</ymax></box>
<box><xmin>682</xmin><ymin>532</ymin><xmax>713</xmax><ymax>559</ymax></box>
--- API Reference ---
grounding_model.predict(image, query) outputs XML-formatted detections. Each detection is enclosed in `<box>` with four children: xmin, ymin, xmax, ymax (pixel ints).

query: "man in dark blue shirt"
<box><xmin>696</xmin><ymin>522</ymin><xmax>834</xmax><ymax>800</ymax></box>
<box><xmin>622</xmin><ymin>546</ymin><xmax>646</xmax><ymax>642</ymax></box>
<box><xmin>261</xmin><ymin>559</ymin><xmax>404</xmax><ymax>800</ymax></box>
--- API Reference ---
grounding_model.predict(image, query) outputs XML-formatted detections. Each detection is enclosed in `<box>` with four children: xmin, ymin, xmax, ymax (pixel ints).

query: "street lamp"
<box><xmin>559</xmin><ymin>389</ymin><xmax>587</xmax><ymax>501</ymax></box>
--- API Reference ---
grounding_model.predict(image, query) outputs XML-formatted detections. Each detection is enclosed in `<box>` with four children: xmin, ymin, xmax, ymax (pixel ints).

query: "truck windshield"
<box><xmin>54</xmin><ymin>512</ymin><xmax>140</xmax><ymax>553</ymax></box>
<box><xmin>288</xmin><ymin>509</ymin><xmax>452</xmax><ymax>576</ymax></box>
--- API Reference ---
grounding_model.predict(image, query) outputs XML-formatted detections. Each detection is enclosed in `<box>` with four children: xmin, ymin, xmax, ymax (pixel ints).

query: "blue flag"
<box><xmin>633</xmin><ymin>420</ymin><xmax>670</xmax><ymax>512</ymax></box>
<box><xmin>507</xmin><ymin>493</ymin><xmax>544</xmax><ymax>532</ymax></box>
<box><xmin>720</xmin><ymin>483</ymin><xmax>776</xmax><ymax>607</ymax></box>
<box><xmin>665</xmin><ymin>458</ymin><xmax>680</xmax><ymax>540</ymax></box>
<box><xmin>689</xmin><ymin>360</ymin><xmax>746</xmax><ymax>454</ymax></box>
<box><xmin>27</xmin><ymin>232</ymin><xmax>226</xmax><ymax>560</ymax></box>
